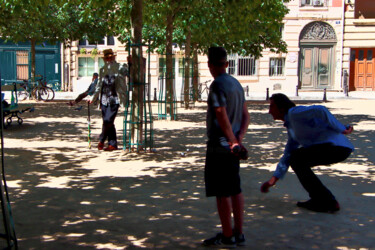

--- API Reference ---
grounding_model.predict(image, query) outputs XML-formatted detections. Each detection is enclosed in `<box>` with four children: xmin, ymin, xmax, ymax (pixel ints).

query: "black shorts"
<box><xmin>204</xmin><ymin>145</ymin><xmax>241</xmax><ymax>197</ymax></box>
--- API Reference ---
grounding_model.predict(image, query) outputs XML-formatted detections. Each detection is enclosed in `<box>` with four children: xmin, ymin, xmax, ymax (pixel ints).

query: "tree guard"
<box><xmin>123</xmin><ymin>42</ymin><xmax>154</xmax><ymax>152</ymax></box>
<box><xmin>180</xmin><ymin>57</ymin><xmax>195</xmax><ymax>109</ymax></box>
<box><xmin>157</xmin><ymin>53</ymin><xmax>178</xmax><ymax>120</ymax></box>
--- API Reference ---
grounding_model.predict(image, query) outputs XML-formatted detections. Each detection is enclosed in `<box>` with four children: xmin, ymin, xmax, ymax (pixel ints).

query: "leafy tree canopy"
<box><xmin>0</xmin><ymin>0</ymin><xmax>115</xmax><ymax>45</ymax></box>
<box><xmin>143</xmin><ymin>0</ymin><xmax>289</xmax><ymax>57</ymax></box>
<box><xmin>0</xmin><ymin>0</ymin><xmax>289</xmax><ymax>55</ymax></box>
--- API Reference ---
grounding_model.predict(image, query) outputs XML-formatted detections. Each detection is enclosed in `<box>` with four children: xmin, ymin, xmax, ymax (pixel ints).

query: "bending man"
<box><xmin>261</xmin><ymin>93</ymin><xmax>354</xmax><ymax>213</ymax></box>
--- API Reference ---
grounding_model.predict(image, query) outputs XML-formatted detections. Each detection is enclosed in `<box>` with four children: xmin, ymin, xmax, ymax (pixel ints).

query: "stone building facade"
<box><xmin>343</xmin><ymin>0</ymin><xmax>375</xmax><ymax>91</ymax></box>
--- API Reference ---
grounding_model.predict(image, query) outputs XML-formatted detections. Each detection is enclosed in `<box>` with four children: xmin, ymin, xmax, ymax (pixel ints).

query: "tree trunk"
<box><xmin>131</xmin><ymin>0</ymin><xmax>144</xmax><ymax>149</ymax></box>
<box><xmin>192</xmin><ymin>44</ymin><xmax>199</xmax><ymax>102</ymax></box>
<box><xmin>166</xmin><ymin>13</ymin><xmax>175</xmax><ymax>120</ymax></box>
<box><xmin>30</xmin><ymin>38</ymin><xmax>36</xmax><ymax>82</ymax></box>
<box><xmin>63</xmin><ymin>41</ymin><xmax>70</xmax><ymax>92</ymax></box>
<box><xmin>67</xmin><ymin>41</ymin><xmax>72</xmax><ymax>92</ymax></box>
<box><xmin>183</xmin><ymin>27</ymin><xmax>191</xmax><ymax>109</ymax></box>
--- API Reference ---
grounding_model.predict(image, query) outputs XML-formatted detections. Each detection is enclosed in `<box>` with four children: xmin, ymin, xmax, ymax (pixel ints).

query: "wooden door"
<box><xmin>317</xmin><ymin>47</ymin><xmax>331</xmax><ymax>89</ymax></box>
<box><xmin>300</xmin><ymin>46</ymin><xmax>333</xmax><ymax>89</ymax></box>
<box><xmin>300</xmin><ymin>47</ymin><xmax>314</xmax><ymax>88</ymax></box>
<box><xmin>354</xmin><ymin>48</ymin><xmax>375</xmax><ymax>91</ymax></box>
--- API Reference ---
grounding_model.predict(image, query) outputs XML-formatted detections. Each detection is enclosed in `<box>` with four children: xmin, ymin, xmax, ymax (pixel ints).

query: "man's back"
<box><xmin>286</xmin><ymin>105</ymin><xmax>354</xmax><ymax>150</ymax></box>
<box><xmin>207</xmin><ymin>73</ymin><xmax>245</xmax><ymax>144</ymax></box>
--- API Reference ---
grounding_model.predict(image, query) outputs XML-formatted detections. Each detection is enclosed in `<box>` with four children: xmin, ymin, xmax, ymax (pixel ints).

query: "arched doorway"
<box><xmin>298</xmin><ymin>21</ymin><xmax>337</xmax><ymax>89</ymax></box>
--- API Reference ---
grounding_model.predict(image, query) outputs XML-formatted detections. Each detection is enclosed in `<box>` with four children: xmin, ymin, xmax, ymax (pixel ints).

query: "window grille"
<box><xmin>227</xmin><ymin>54</ymin><xmax>257</xmax><ymax>76</ymax></box>
<box><xmin>99</xmin><ymin>57</ymin><xmax>105</xmax><ymax>69</ymax></box>
<box><xmin>158</xmin><ymin>57</ymin><xmax>180</xmax><ymax>77</ymax></box>
<box><xmin>301</xmin><ymin>0</ymin><xmax>325</xmax><ymax>6</ymax></box>
<box><xmin>78</xmin><ymin>57</ymin><xmax>95</xmax><ymax>77</ymax></box>
<box><xmin>159</xmin><ymin>57</ymin><xmax>167</xmax><ymax>77</ymax></box>
<box><xmin>107</xmin><ymin>36</ymin><xmax>115</xmax><ymax>45</ymax></box>
<box><xmin>178</xmin><ymin>58</ymin><xmax>184</xmax><ymax>77</ymax></box>
<box><xmin>269</xmin><ymin>58</ymin><xmax>285</xmax><ymax>76</ymax></box>
<box><xmin>79</xmin><ymin>36</ymin><xmax>115</xmax><ymax>46</ymax></box>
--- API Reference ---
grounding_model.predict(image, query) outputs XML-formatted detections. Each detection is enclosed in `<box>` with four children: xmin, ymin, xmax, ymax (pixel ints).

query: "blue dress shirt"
<box><xmin>273</xmin><ymin>105</ymin><xmax>354</xmax><ymax>179</ymax></box>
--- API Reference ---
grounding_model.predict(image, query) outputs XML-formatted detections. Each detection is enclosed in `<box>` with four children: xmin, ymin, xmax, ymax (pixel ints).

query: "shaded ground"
<box><xmin>0</xmin><ymin>99</ymin><xmax>374</xmax><ymax>249</ymax></box>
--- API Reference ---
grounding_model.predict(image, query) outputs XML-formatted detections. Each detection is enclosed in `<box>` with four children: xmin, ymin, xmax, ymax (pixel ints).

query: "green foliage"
<box><xmin>91</xmin><ymin>48</ymin><xmax>99</xmax><ymax>57</ymax></box>
<box><xmin>79</xmin><ymin>48</ymin><xmax>87</xmax><ymax>54</ymax></box>
<box><xmin>142</xmin><ymin>0</ymin><xmax>289</xmax><ymax>57</ymax></box>
<box><xmin>106</xmin><ymin>0</ymin><xmax>132</xmax><ymax>45</ymax></box>
<box><xmin>0</xmin><ymin>0</ymin><xmax>289</xmax><ymax>57</ymax></box>
<box><xmin>0</xmin><ymin>0</ymin><xmax>116</xmax><ymax>44</ymax></box>
<box><xmin>0</xmin><ymin>0</ymin><xmax>119</xmax><ymax>81</ymax></box>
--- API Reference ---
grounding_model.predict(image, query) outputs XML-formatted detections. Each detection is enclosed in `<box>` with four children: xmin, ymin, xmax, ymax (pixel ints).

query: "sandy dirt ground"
<box><xmin>0</xmin><ymin>99</ymin><xmax>374</xmax><ymax>249</ymax></box>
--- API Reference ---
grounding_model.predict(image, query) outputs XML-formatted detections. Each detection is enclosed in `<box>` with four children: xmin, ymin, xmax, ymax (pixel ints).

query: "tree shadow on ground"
<box><xmin>1</xmin><ymin>101</ymin><xmax>374</xmax><ymax>249</ymax></box>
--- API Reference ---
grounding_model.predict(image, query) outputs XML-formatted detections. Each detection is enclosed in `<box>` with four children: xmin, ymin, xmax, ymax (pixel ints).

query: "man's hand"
<box><xmin>260</xmin><ymin>181</ymin><xmax>272</xmax><ymax>193</ymax></box>
<box><xmin>231</xmin><ymin>143</ymin><xmax>248</xmax><ymax>160</ymax></box>
<box><xmin>229</xmin><ymin>142</ymin><xmax>240</xmax><ymax>151</ymax></box>
<box><xmin>260</xmin><ymin>177</ymin><xmax>279</xmax><ymax>193</ymax></box>
<box><xmin>343</xmin><ymin>125</ymin><xmax>353</xmax><ymax>135</ymax></box>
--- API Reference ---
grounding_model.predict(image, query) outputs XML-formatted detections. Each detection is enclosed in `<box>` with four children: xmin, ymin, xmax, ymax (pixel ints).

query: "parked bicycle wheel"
<box><xmin>38</xmin><ymin>87</ymin><xmax>49</xmax><ymax>101</ymax></box>
<box><xmin>17</xmin><ymin>85</ymin><xmax>29</xmax><ymax>101</ymax></box>
<box><xmin>46</xmin><ymin>87</ymin><xmax>55</xmax><ymax>101</ymax></box>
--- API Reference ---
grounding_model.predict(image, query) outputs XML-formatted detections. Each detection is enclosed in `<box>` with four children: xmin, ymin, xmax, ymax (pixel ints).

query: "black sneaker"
<box><xmin>235</xmin><ymin>233</ymin><xmax>246</xmax><ymax>246</ymax></box>
<box><xmin>297</xmin><ymin>199</ymin><xmax>340</xmax><ymax>213</ymax></box>
<box><xmin>202</xmin><ymin>233</ymin><xmax>236</xmax><ymax>248</ymax></box>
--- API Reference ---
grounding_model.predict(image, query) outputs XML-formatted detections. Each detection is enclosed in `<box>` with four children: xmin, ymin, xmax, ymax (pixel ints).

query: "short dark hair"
<box><xmin>270</xmin><ymin>93</ymin><xmax>296</xmax><ymax>113</ymax></box>
<box><xmin>208</xmin><ymin>47</ymin><xmax>227</xmax><ymax>66</ymax></box>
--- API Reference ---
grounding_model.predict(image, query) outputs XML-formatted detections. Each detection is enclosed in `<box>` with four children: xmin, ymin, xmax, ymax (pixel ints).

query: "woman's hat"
<box><xmin>103</xmin><ymin>49</ymin><xmax>115</xmax><ymax>58</ymax></box>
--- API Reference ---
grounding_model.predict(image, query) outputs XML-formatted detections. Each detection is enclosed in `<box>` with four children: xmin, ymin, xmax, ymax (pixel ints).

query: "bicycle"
<box><xmin>17</xmin><ymin>75</ymin><xmax>55</xmax><ymax>101</ymax></box>
<box><xmin>198</xmin><ymin>80</ymin><xmax>210</xmax><ymax>101</ymax></box>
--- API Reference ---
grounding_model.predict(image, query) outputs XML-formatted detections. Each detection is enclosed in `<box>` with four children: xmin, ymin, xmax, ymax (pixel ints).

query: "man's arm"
<box><xmin>261</xmin><ymin>134</ymin><xmax>299</xmax><ymax>193</ymax></box>
<box><xmin>318</xmin><ymin>106</ymin><xmax>348</xmax><ymax>133</ymax></box>
<box><xmin>317</xmin><ymin>106</ymin><xmax>354</xmax><ymax>135</ymax></box>
<box><xmin>215</xmin><ymin>106</ymin><xmax>238</xmax><ymax>148</ymax></box>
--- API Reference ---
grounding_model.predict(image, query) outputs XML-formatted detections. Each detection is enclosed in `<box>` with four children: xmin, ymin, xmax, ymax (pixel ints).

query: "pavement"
<box><xmin>0</xmin><ymin>98</ymin><xmax>374</xmax><ymax>249</ymax></box>
<box><xmin>52</xmin><ymin>90</ymin><xmax>375</xmax><ymax>102</ymax></box>
<box><xmin>1</xmin><ymin>89</ymin><xmax>373</xmax><ymax>103</ymax></box>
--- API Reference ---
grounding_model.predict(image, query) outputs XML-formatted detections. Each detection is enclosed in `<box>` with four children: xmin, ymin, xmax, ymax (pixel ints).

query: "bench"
<box><xmin>1</xmin><ymin>83</ymin><xmax>34</xmax><ymax>128</ymax></box>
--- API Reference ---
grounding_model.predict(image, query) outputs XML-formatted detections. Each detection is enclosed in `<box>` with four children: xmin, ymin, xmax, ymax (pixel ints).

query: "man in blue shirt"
<box><xmin>202</xmin><ymin>47</ymin><xmax>250</xmax><ymax>248</ymax></box>
<box><xmin>261</xmin><ymin>93</ymin><xmax>354</xmax><ymax>213</ymax></box>
<box><xmin>68</xmin><ymin>73</ymin><xmax>98</xmax><ymax>106</ymax></box>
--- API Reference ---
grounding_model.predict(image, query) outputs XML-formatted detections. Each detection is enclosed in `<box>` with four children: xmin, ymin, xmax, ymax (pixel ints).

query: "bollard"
<box><xmin>323</xmin><ymin>88</ymin><xmax>327</xmax><ymax>102</ymax></box>
<box><xmin>296</xmin><ymin>85</ymin><xmax>299</xmax><ymax>97</ymax></box>
<box><xmin>343</xmin><ymin>70</ymin><xmax>349</xmax><ymax>97</ymax></box>
<box><xmin>266</xmin><ymin>88</ymin><xmax>269</xmax><ymax>101</ymax></box>
<box><xmin>246</xmin><ymin>86</ymin><xmax>249</xmax><ymax>97</ymax></box>
<box><xmin>154</xmin><ymin>88</ymin><xmax>157</xmax><ymax>101</ymax></box>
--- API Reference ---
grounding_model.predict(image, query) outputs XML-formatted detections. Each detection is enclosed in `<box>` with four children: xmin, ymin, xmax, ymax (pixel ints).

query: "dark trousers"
<box><xmin>74</xmin><ymin>91</ymin><xmax>89</xmax><ymax>103</ymax></box>
<box><xmin>290</xmin><ymin>143</ymin><xmax>352</xmax><ymax>203</ymax></box>
<box><xmin>99</xmin><ymin>104</ymin><xmax>119</xmax><ymax>147</ymax></box>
